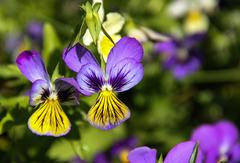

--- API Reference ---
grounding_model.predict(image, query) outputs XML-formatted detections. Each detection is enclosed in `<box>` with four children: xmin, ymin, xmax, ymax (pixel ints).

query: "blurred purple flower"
<box><xmin>191</xmin><ymin>120</ymin><xmax>240</xmax><ymax>163</ymax></box>
<box><xmin>155</xmin><ymin>33</ymin><xmax>205</xmax><ymax>80</ymax></box>
<box><xmin>127</xmin><ymin>141</ymin><xmax>203</xmax><ymax>163</ymax></box>
<box><xmin>4</xmin><ymin>21</ymin><xmax>43</xmax><ymax>55</ymax></box>
<box><xmin>93</xmin><ymin>137</ymin><xmax>138</xmax><ymax>163</ymax></box>
<box><xmin>71</xmin><ymin>156</ymin><xmax>86</xmax><ymax>163</ymax></box>
<box><xmin>26</xmin><ymin>21</ymin><xmax>43</xmax><ymax>47</ymax></box>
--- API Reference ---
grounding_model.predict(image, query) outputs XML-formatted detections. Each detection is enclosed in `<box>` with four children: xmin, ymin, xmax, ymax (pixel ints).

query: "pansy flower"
<box><xmin>155</xmin><ymin>33</ymin><xmax>204</xmax><ymax>80</ymax></box>
<box><xmin>16</xmin><ymin>50</ymin><xmax>80</xmax><ymax>137</ymax></box>
<box><xmin>127</xmin><ymin>141</ymin><xmax>203</xmax><ymax>163</ymax></box>
<box><xmin>63</xmin><ymin>36</ymin><xmax>144</xmax><ymax>130</ymax></box>
<box><xmin>191</xmin><ymin>120</ymin><xmax>240</xmax><ymax>163</ymax></box>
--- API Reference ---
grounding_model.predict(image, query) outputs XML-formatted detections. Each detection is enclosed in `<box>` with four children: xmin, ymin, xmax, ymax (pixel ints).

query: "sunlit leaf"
<box><xmin>0</xmin><ymin>64</ymin><xmax>22</xmax><ymax>79</ymax></box>
<box><xmin>43</xmin><ymin>23</ymin><xmax>61</xmax><ymax>64</ymax></box>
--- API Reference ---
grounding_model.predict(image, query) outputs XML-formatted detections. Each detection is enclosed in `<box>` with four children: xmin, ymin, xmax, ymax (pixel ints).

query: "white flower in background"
<box><xmin>168</xmin><ymin>0</ymin><xmax>218</xmax><ymax>34</ymax></box>
<box><xmin>83</xmin><ymin>0</ymin><xmax>125</xmax><ymax>62</ymax></box>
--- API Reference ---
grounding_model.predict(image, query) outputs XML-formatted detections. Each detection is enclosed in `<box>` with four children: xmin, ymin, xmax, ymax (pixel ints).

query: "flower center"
<box><xmin>48</xmin><ymin>91</ymin><xmax>58</xmax><ymax>101</ymax></box>
<box><xmin>119</xmin><ymin>149</ymin><xmax>130</xmax><ymax>163</ymax></box>
<box><xmin>101</xmin><ymin>84</ymin><xmax>113</xmax><ymax>91</ymax></box>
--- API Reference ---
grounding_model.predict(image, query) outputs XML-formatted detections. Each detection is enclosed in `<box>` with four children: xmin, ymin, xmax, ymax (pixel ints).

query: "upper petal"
<box><xmin>191</xmin><ymin>124</ymin><xmax>220</xmax><ymax>153</ymax></box>
<box><xmin>127</xmin><ymin>146</ymin><xmax>157</xmax><ymax>163</ymax></box>
<box><xmin>63</xmin><ymin>43</ymin><xmax>99</xmax><ymax>72</ymax></box>
<box><xmin>16</xmin><ymin>50</ymin><xmax>49</xmax><ymax>83</ymax></box>
<box><xmin>103</xmin><ymin>12</ymin><xmax>125</xmax><ymax>35</ymax></box>
<box><xmin>214</xmin><ymin>120</ymin><xmax>239</xmax><ymax>154</ymax></box>
<box><xmin>106</xmin><ymin>37</ymin><xmax>143</xmax><ymax>71</ymax></box>
<box><xmin>164</xmin><ymin>141</ymin><xmax>204</xmax><ymax>163</ymax></box>
<box><xmin>107</xmin><ymin>59</ymin><xmax>144</xmax><ymax>92</ymax></box>
<box><xmin>154</xmin><ymin>40</ymin><xmax>178</xmax><ymax>57</ymax></box>
<box><xmin>76</xmin><ymin>63</ymin><xmax>104</xmax><ymax>96</ymax></box>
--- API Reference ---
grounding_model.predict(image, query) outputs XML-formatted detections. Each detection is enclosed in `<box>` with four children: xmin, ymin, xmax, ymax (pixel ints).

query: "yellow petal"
<box><xmin>98</xmin><ymin>34</ymin><xmax>121</xmax><ymax>62</ymax></box>
<box><xmin>28</xmin><ymin>99</ymin><xmax>71</xmax><ymax>137</ymax></box>
<box><xmin>88</xmin><ymin>90</ymin><xmax>130</xmax><ymax>130</ymax></box>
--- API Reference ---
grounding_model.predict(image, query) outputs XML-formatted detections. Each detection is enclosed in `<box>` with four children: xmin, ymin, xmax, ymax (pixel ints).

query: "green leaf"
<box><xmin>157</xmin><ymin>154</ymin><xmax>163</xmax><ymax>163</ymax></box>
<box><xmin>0</xmin><ymin>96</ymin><xmax>28</xmax><ymax>108</ymax></box>
<box><xmin>189</xmin><ymin>143</ymin><xmax>199</xmax><ymax>163</ymax></box>
<box><xmin>0</xmin><ymin>112</ymin><xmax>14</xmax><ymax>134</ymax></box>
<box><xmin>0</xmin><ymin>64</ymin><xmax>22</xmax><ymax>79</ymax></box>
<box><xmin>43</xmin><ymin>23</ymin><xmax>61</xmax><ymax>64</ymax></box>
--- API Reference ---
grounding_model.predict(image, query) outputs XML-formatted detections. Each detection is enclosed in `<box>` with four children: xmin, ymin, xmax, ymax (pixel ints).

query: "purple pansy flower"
<box><xmin>93</xmin><ymin>137</ymin><xmax>138</xmax><ymax>163</ymax></box>
<box><xmin>155</xmin><ymin>33</ymin><xmax>205</xmax><ymax>80</ymax></box>
<box><xmin>127</xmin><ymin>141</ymin><xmax>203</xmax><ymax>163</ymax></box>
<box><xmin>16</xmin><ymin>50</ymin><xmax>80</xmax><ymax>137</ymax></box>
<box><xmin>191</xmin><ymin>120</ymin><xmax>240</xmax><ymax>163</ymax></box>
<box><xmin>63</xmin><ymin>36</ymin><xmax>144</xmax><ymax>130</ymax></box>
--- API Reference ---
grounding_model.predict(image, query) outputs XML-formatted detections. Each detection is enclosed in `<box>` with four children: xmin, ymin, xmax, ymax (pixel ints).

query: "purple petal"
<box><xmin>71</xmin><ymin>156</ymin><xmax>86</xmax><ymax>163</ymax></box>
<box><xmin>63</xmin><ymin>43</ymin><xmax>99</xmax><ymax>72</ymax></box>
<box><xmin>26</xmin><ymin>21</ymin><xmax>43</xmax><ymax>42</ymax></box>
<box><xmin>107</xmin><ymin>59</ymin><xmax>144</xmax><ymax>92</ymax></box>
<box><xmin>127</xmin><ymin>146</ymin><xmax>157</xmax><ymax>163</ymax></box>
<box><xmin>205</xmin><ymin>150</ymin><xmax>218</xmax><ymax>163</ymax></box>
<box><xmin>155</xmin><ymin>40</ymin><xmax>178</xmax><ymax>57</ymax></box>
<box><xmin>191</xmin><ymin>124</ymin><xmax>220</xmax><ymax>153</ymax></box>
<box><xmin>172</xmin><ymin>56</ymin><xmax>201</xmax><ymax>80</ymax></box>
<box><xmin>230</xmin><ymin>144</ymin><xmax>240</xmax><ymax>162</ymax></box>
<box><xmin>77</xmin><ymin>63</ymin><xmax>104</xmax><ymax>96</ymax></box>
<box><xmin>16</xmin><ymin>50</ymin><xmax>49</xmax><ymax>82</ymax></box>
<box><xmin>214</xmin><ymin>120</ymin><xmax>239</xmax><ymax>154</ymax></box>
<box><xmin>93</xmin><ymin>152</ymin><xmax>109</xmax><ymax>163</ymax></box>
<box><xmin>30</xmin><ymin>79</ymin><xmax>50</xmax><ymax>106</ymax></box>
<box><xmin>111</xmin><ymin>137</ymin><xmax>138</xmax><ymax>156</ymax></box>
<box><xmin>164</xmin><ymin>141</ymin><xmax>204</xmax><ymax>163</ymax></box>
<box><xmin>184</xmin><ymin>33</ymin><xmax>206</xmax><ymax>49</ymax></box>
<box><xmin>55</xmin><ymin>78</ymin><xmax>81</xmax><ymax>104</ymax></box>
<box><xmin>106</xmin><ymin>37</ymin><xmax>143</xmax><ymax>71</ymax></box>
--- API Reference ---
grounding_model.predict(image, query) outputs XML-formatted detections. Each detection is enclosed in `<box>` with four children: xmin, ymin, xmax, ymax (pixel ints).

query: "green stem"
<box><xmin>187</xmin><ymin>69</ymin><xmax>240</xmax><ymax>83</ymax></box>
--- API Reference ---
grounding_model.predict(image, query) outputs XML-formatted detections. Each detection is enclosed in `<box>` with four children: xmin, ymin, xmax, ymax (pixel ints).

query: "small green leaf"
<box><xmin>43</xmin><ymin>23</ymin><xmax>61</xmax><ymax>64</ymax></box>
<box><xmin>157</xmin><ymin>154</ymin><xmax>163</xmax><ymax>163</ymax></box>
<box><xmin>51</xmin><ymin>63</ymin><xmax>61</xmax><ymax>82</ymax></box>
<box><xmin>189</xmin><ymin>143</ymin><xmax>199</xmax><ymax>163</ymax></box>
<box><xmin>0</xmin><ymin>112</ymin><xmax>14</xmax><ymax>134</ymax></box>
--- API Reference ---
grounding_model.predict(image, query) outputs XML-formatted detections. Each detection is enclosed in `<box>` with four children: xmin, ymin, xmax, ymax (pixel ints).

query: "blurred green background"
<box><xmin>1</xmin><ymin>0</ymin><xmax>240</xmax><ymax>162</ymax></box>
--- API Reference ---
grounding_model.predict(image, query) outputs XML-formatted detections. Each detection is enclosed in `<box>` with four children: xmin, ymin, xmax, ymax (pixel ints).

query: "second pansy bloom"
<box><xmin>63</xmin><ymin>36</ymin><xmax>144</xmax><ymax>130</ymax></box>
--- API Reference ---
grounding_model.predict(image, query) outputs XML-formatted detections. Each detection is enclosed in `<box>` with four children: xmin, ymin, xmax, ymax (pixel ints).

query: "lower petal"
<box><xmin>87</xmin><ymin>90</ymin><xmax>130</xmax><ymax>130</ymax></box>
<box><xmin>28</xmin><ymin>99</ymin><xmax>71</xmax><ymax>137</ymax></box>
